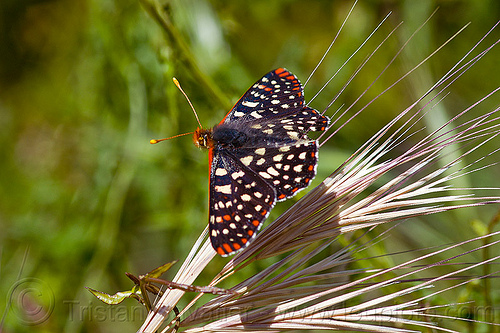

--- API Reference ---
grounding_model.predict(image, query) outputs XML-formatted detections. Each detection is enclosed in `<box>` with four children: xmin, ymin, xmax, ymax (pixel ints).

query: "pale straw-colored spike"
<box><xmin>183</xmin><ymin>232</ymin><xmax>500</xmax><ymax>332</ymax></box>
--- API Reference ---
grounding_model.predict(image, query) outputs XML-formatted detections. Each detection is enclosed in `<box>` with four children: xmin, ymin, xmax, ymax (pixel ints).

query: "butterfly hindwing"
<box><xmin>239</xmin><ymin>106</ymin><xmax>329</xmax><ymax>143</ymax></box>
<box><xmin>230</xmin><ymin>140</ymin><xmax>319</xmax><ymax>201</ymax></box>
<box><xmin>215</xmin><ymin>104</ymin><xmax>329</xmax><ymax>202</ymax></box>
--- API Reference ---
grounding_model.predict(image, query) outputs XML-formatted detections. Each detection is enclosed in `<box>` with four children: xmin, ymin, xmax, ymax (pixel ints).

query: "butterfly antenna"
<box><xmin>173</xmin><ymin>77</ymin><xmax>203</xmax><ymax>128</ymax></box>
<box><xmin>150</xmin><ymin>131</ymin><xmax>194</xmax><ymax>144</ymax></box>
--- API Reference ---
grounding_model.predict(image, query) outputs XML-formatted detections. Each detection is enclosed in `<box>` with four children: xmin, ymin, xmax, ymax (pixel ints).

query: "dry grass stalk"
<box><xmin>182</xmin><ymin>231</ymin><xmax>500</xmax><ymax>332</ymax></box>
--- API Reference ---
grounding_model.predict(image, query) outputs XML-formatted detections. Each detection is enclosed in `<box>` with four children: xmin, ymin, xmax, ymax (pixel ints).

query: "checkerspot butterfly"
<box><xmin>193</xmin><ymin>68</ymin><xmax>329</xmax><ymax>256</ymax></box>
<box><xmin>153</xmin><ymin>68</ymin><xmax>329</xmax><ymax>256</ymax></box>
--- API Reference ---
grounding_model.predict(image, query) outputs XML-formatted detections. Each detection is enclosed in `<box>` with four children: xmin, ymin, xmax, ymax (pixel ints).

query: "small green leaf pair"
<box><xmin>87</xmin><ymin>261</ymin><xmax>234</xmax><ymax>312</ymax></box>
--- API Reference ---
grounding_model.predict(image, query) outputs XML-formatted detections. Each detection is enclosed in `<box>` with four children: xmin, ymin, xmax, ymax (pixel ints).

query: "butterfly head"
<box><xmin>193</xmin><ymin>127</ymin><xmax>214</xmax><ymax>149</ymax></box>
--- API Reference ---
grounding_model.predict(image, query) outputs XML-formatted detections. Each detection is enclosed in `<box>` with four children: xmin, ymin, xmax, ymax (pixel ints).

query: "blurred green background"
<box><xmin>0</xmin><ymin>0</ymin><xmax>499</xmax><ymax>332</ymax></box>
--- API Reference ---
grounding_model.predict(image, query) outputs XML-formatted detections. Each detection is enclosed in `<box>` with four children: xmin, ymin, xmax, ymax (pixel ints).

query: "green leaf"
<box><xmin>144</xmin><ymin>260</ymin><xmax>177</xmax><ymax>279</ymax></box>
<box><xmin>86</xmin><ymin>287</ymin><xmax>141</xmax><ymax>305</ymax></box>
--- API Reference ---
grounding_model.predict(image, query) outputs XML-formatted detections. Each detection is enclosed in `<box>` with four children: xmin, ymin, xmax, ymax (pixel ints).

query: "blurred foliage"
<box><xmin>0</xmin><ymin>0</ymin><xmax>499</xmax><ymax>332</ymax></box>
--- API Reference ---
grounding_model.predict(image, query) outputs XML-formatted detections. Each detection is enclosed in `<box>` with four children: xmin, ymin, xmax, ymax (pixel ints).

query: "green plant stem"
<box><xmin>484</xmin><ymin>207</ymin><xmax>500</xmax><ymax>333</ymax></box>
<box><xmin>139</xmin><ymin>0</ymin><xmax>232</xmax><ymax>111</ymax></box>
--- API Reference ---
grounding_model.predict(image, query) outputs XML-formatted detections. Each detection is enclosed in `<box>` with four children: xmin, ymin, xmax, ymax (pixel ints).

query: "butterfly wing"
<box><xmin>230</xmin><ymin>140</ymin><xmax>320</xmax><ymax>201</ymax></box>
<box><xmin>220</xmin><ymin>68</ymin><xmax>307</xmax><ymax>124</ymax></box>
<box><xmin>208</xmin><ymin>148</ymin><xmax>276</xmax><ymax>256</ymax></box>
<box><xmin>221</xmin><ymin>104</ymin><xmax>330</xmax><ymax>202</ymax></box>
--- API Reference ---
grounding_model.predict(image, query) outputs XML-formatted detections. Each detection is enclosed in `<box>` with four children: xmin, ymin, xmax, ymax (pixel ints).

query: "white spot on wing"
<box><xmin>240</xmin><ymin>156</ymin><xmax>253</xmax><ymax>166</ymax></box>
<box><xmin>242</xmin><ymin>100</ymin><xmax>259</xmax><ymax>108</ymax></box>
<box><xmin>267</xmin><ymin>167</ymin><xmax>279</xmax><ymax>176</ymax></box>
<box><xmin>215</xmin><ymin>168</ymin><xmax>227</xmax><ymax>176</ymax></box>
<box><xmin>215</xmin><ymin>184</ymin><xmax>232</xmax><ymax>194</ymax></box>
<box><xmin>241</xmin><ymin>194</ymin><xmax>252</xmax><ymax>201</ymax></box>
<box><xmin>259</xmin><ymin>171</ymin><xmax>272</xmax><ymax>179</ymax></box>
<box><xmin>250</xmin><ymin>111</ymin><xmax>262</xmax><ymax>119</ymax></box>
<box><xmin>255</xmin><ymin>148</ymin><xmax>266</xmax><ymax>155</ymax></box>
<box><xmin>273</xmin><ymin>154</ymin><xmax>283</xmax><ymax>161</ymax></box>
<box><xmin>231</xmin><ymin>171</ymin><xmax>245</xmax><ymax>179</ymax></box>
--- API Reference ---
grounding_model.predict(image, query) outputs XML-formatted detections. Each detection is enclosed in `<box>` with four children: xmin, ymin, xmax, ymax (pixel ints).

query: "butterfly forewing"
<box><xmin>221</xmin><ymin>68</ymin><xmax>306</xmax><ymax>124</ymax></box>
<box><xmin>209</xmin><ymin>150</ymin><xmax>276</xmax><ymax>256</ymax></box>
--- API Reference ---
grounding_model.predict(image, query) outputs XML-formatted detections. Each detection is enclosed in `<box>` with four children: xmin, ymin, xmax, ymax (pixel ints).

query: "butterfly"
<box><xmin>193</xmin><ymin>68</ymin><xmax>329</xmax><ymax>256</ymax></box>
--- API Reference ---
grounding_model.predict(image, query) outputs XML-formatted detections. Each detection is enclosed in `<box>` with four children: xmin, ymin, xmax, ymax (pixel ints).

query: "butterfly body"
<box><xmin>193</xmin><ymin>68</ymin><xmax>329</xmax><ymax>256</ymax></box>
